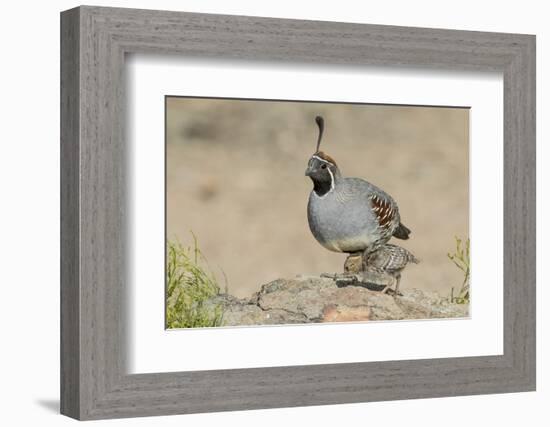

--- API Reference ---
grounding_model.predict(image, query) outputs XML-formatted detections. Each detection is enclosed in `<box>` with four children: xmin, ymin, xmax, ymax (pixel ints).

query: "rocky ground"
<box><xmin>205</xmin><ymin>275</ymin><xmax>469</xmax><ymax>326</ymax></box>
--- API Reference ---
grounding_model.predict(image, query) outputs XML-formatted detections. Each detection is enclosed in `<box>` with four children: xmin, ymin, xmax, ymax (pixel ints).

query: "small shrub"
<box><xmin>448</xmin><ymin>236</ymin><xmax>470</xmax><ymax>304</ymax></box>
<box><xmin>166</xmin><ymin>235</ymin><xmax>224</xmax><ymax>328</ymax></box>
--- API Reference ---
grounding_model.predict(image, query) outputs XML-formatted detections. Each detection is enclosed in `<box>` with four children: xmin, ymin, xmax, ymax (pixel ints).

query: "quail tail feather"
<box><xmin>408</xmin><ymin>252</ymin><xmax>420</xmax><ymax>264</ymax></box>
<box><xmin>393</xmin><ymin>222</ymin><xmax>411</xmax><ymax>240</ymax></box>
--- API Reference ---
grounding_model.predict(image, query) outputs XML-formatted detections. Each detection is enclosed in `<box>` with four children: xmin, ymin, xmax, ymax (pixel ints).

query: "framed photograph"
<box><xmin>60</xmin><ymin>6</ymin><xmax>535</xmax><ymax>420</ymax></box>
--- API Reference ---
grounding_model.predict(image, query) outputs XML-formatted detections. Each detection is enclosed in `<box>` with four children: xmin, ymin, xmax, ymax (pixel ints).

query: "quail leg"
<box><xmin>381</xmin><ymin>276</ymin><xmax>395</xmax><ymax>294</ymax></box>
<box><xmin>359</xmin><ymin>248</ymin><xmax>371</xmax><ymax>284</ymax></box>
<box><xmin>382</xmin><ymin>274</ymin><xmax>403</xmax><ymax>296</ymax></box>
<box><xmin>344</xmin><ymin>252</ymin><xmax>363</xmax><ymax>274</ymax></box>
<box><xmin>361</xmin><ymin>248</ymin><xmax>370</xmax><ymax>271</ymax></box>
<box><xmin>321</xmin><ymin>272</ymin><xmax>354</xmax><ymax>280</ymax></box>
<box><xmin>321</xmin><ymin>272</ymin><xmax>358</xmax><ymax>281</ymax></box>
<box><xmin>394</xmin><ymin>273</ymin><xmax>402</xmax><ymax>296</ymax></box>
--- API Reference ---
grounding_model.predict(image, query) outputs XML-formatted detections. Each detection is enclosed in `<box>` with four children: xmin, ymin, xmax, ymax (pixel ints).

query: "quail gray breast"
<box><xmin>306</xmin><ymin>116</ymin><xmax>411</xmax><ymax>256</ymax></box>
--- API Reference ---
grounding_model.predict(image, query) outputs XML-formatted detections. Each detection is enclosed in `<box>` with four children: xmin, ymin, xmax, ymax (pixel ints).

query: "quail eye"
<box><xmin>321</xmin><ymin>164</ymin><xmax>327</xmax><ymax>169</ymax></box>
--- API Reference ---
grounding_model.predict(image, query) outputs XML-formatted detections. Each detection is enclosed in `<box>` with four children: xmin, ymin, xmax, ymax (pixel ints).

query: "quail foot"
<box><xmin>306</xmin><ymin>115</ymin><xmax>412</xmax><ymax>261</ymax></box>
<box><xmin>320</xmin><ymin>243</ymin><xmax>419</xmax><ymax>294</ymax></box>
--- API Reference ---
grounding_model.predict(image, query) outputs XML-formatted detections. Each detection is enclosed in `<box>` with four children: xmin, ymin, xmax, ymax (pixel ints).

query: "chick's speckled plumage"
<box><xmin>364</xmin><ymin>244</ymin><xmax>419</xmax><ymax>274</ymax></box>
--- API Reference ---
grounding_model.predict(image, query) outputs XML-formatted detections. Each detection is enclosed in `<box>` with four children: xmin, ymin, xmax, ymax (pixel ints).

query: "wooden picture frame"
<box><xmin>60</xmin><ymin>5</ymin><xmax>536</xmax><ymax>420</ymax></box>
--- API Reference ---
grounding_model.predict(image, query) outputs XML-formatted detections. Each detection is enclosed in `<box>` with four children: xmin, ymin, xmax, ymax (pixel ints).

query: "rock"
<box><xmin>204</xmin><ymin>294</ymin><xmax>307</xmax><ymax>326</ymax></box>
<box><xmin>322</xmin><ymin>304</ymin><xmax>372</xmax><ymax>322</ymax></box>
<box><xmin>205</xmin><ymin>276</ymin><xmax>469</xmax><ymax>326</ymax></box>
<box><xmin>394</xmin><ymin>288</ymin><xmax>469</xmax><ymax>319</ymax></box>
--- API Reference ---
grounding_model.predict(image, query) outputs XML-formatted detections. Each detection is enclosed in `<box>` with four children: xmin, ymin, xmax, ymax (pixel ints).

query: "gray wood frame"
<box><xmin>60</xmin><ymin>5</ymin><xmax>536</xmax><ymax>420</ymax></box>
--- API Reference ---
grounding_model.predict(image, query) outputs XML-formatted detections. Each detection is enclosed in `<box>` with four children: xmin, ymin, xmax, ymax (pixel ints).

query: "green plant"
<box><xmin>166</xmin><ymin>235</ymin><xmax>224</xmax><ymax>328</ymax></box>
<box><xmin>447</xmin><ymin>236</ymin><xmax>470</xmax><ymax>304</ymax></box>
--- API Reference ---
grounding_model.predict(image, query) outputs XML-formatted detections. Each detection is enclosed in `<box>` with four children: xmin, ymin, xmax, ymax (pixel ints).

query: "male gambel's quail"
<box><xmin>363</xmin><ymin>244</ymin><xmax>419</xmax><ymax>294</ymax></box>
<box><xmin>306</xmin><ymin>116</ymin><xmax>411</xmax><ymax>256</ymax></box>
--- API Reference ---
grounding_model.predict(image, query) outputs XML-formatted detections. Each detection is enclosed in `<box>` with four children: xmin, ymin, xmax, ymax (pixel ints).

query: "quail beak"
<box><xmin>305</xmin><ymin>166</ymin><xmax>314</xmax><ymax>177</ymax></box>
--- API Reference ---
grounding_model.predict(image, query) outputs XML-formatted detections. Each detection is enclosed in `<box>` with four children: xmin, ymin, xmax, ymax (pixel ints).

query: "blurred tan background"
<box><xmin>166</xmin><ymin>97</ymin><xmax>469</xmax><ymax>298</ymax></box>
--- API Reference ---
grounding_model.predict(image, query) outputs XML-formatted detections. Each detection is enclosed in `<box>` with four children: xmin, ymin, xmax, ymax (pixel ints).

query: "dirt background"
<box><xmin>166</xmin><ymin>97</ymin><xmax>469</xmax><ymax>299</ymax></box>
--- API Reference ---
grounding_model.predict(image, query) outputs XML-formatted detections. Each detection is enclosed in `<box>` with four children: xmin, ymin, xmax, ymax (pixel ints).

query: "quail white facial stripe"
<box><xmin>327</xmin><ymin>167</ymin><xmax>335</xmax><ymax>191</ymax></box>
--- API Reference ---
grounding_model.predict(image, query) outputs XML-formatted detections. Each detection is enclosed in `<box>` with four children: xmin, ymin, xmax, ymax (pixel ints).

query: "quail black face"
<box><xmin>306</xmin><ymin>153</ymin><xmax>338</xmax><ymax>196</ymax></box>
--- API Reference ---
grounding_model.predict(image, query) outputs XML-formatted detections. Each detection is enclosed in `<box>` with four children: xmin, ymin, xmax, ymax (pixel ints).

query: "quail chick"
<box><xmin>306</xmin><ymin>116</ymin><xmax>411</xmax><ymax>259</ymax></box>
<box><xmin>363</xmin><ymin>244</ymin><xmax>419</xmax><ymax>294</ymax></box>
